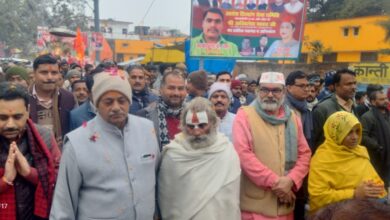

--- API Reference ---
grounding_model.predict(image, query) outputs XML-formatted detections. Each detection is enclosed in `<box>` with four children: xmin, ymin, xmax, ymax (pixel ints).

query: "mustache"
<box><xmin>190</xmin><ymin>135</ymin><xmax>207</xmax><ymax>142</ymax></box>
<box><xmin>43</xmin><ymin>81</ymin><xmax>56</xmax><ymax>84</ymax></box>
<box><xmin>208</xmin><ymin>28</ymin><xmax>219</xmax><ymax>33</ymax></box>
<box><xmin>214</xmin><ymin>102</ymin><xmax>225</xmax><ymax>106</ymax></box>
<box><xmin>3</xmin><ymin>128</ymin><xmax>18</xmax><ymax>133</ymax></box>
<box><xmin>263</xmin><ymin>98</ymin><xmax>277</xmax><ymax>103</ymax></box>
<box><xmin>187</xmin><ymin>134</ymin><xmax>209</xmax><ymax>144</ymax></box>
<box><xmin>108</xmin><ymin>110</ymin><xmax>125</xmax><ymax>117</ymax></box>
<box><xmin>185</xmin><ymin>129</ymin><xmax>217</xmax><ymax>149</ymax></box>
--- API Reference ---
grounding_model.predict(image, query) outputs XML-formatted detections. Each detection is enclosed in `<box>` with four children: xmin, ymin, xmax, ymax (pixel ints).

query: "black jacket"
<box><xmin>312</xmin><ymin>94</ymin><xmax>356</xmax><ymax>152</ymax></box>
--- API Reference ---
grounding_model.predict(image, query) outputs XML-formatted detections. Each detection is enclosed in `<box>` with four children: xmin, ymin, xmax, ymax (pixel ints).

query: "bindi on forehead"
<box><xmin>47</xmin><ymin>66</ymin><xmax>55</xmax><ymax>72</ymax></box>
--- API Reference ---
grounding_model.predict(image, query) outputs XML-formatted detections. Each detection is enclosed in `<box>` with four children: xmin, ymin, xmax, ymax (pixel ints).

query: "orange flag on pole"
<box><xmin>73</xmin><ymin>27</ymin><xmax>85</xmax><ymax>63</ymax></box>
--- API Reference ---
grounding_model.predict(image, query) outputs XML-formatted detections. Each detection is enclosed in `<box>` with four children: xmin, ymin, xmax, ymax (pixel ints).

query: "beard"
<box><xmin>184</xmin><ymin>128</ymin><xmax>218</xmax><ymax>149</ymax></box>
<box><xmin>307</xmin><ymin>96</ymin><xmax>315</xmax><ymax>103</ymax></box>
<box><xmin>377</xmin><ymin>103</ymin><xmax>389</xmax><ymax>110</ymax></box>
<box><xmin>162</xmin><ymin>95</ymin><xmax>184</xmax><ymax>109</ymax></box>
<box><xmin>1</xmin><ymin>127</ymin><xmax>24</xmax><ymax>142</ymax></box>
<box><xmin>259</xmin><ymin>96</ymin><xmax>284</xmax><ymax>112</ymax></box>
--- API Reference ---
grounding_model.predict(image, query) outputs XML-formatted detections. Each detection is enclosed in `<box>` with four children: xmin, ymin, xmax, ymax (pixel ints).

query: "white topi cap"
<box><xmin>259</xmin><ymin>72</ymin><xmax>285</xmax><ymax>85</ymax></box>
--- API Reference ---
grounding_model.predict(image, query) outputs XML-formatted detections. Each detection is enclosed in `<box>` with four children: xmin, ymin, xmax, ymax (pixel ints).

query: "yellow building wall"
<box><xmin>143</xmin><ymin>48</ymin><xmax>184</xmax><ymax>63</ymax></box>
<box><xmin>114</xmin><ymin>37</ymin><xmax>187</xmax><ymax>61</ymax></box>
<box><xmin>123</xmin><ymin>54</ymin><xmax>139</xmax><ymax>61</ymax></box>
<box><xmin>158</xmin><ymin>37</ymin><xmax>187</xmax><ymax>46</ymax></box>
<box><xmin>378</xmin><ymin>54</ymin><xmax>390</xmax><ymax>62</ymax></box>
<box><xmin>336</xmin><ymin>52</ymin><xmax>361</xmax><ymax>62</ymax></box>
<box><xmin>302</xmin><ymin>16</ymin><xmax>390</xmax><ymax>57</ymax></box>
<box><xmin>115</xmin><ymin>40</ymin><xmax>154</xmax><ymax>55</ymax></box>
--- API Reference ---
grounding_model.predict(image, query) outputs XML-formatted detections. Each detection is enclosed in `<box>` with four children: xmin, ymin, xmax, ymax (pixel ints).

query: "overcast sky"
<box><xmin>95</xmin><ymin>0</ymin><xmax>192</xmax><ymax>34</ymax></box>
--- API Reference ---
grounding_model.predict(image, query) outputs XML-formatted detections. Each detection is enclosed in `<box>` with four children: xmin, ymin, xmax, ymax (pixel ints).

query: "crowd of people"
<box><xmin>0</xmin><ymin>54</ymin><xmax>390</xmax><ymax>220</ymax></box>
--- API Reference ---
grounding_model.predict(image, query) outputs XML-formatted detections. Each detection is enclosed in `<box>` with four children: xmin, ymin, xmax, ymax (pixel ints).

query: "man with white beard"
<box><xmin>158</xmin><ymin>97</ymin><xmax>241</xmax><ymax>220</ymax></box>
<box><xmin>233</xmin><ymin>72</ymin><xmax>311</xmax><ymax>220</ymax></box>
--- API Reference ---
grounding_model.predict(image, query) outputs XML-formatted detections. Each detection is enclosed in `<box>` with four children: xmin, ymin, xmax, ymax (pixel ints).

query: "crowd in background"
<box><xmin>1</xmin><ymin>54</ymin><xmax>390</xmax><ymax>219</ymax></box>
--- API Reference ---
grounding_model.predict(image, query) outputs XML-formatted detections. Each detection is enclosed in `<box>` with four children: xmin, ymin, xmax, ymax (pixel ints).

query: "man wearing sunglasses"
<box><xmin>158</xmin><ymin>97</ymin><xmax>241</xmax><ymax>219</ymax></box>
<box><xmin>233</xmin><ymin>72</ymin><xmax>311</xmax><ymax>220</ymax></box>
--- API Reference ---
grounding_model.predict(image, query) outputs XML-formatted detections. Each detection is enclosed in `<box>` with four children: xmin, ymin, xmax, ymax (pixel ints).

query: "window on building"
<box><xmin>101</xmin><ymin>27</ymin><xmax>106</xmax><ymax>33</ymax></box>
<box><xmin>343</xmin><ymin>27</ymin><xmax>349</xmax><ymax>37</ymax></box>
<box><xmin>122</xmin><ymin>28</ymin><xmax>128</xmax><ymax>35</ymax></box>
<box><xmin>122</xmin><ymin>43</ymin><xmax>129</xmax><ymax>47</ymax></box>
<box><xmin>117</xmin><ymin>54</ymin><xmax>124</xmax><ymax>62</ymax></box>
<box><xmin>361</xmin><ymin>52</ymin><xmax>378</xmax><ymax>62</ymax></box>
<box><xmin>108</xmin><ymin>27</ymin><xmax>113</xmax><ymax>33</ymax></box>
<box><xmin>323</xmin><ymin>53</ymin><xmax>338</xmax><ymax>63</ymax></box>
<box><xmin>353</xmin><ymin>27</ymin><xmax>360</xmax><ymax>36</ymax></box>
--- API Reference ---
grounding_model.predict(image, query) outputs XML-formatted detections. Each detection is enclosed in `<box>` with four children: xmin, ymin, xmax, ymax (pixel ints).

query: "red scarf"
<box><xmin>0</xmin><ymin>119</ymin><xmax>57</xmax><ymax>219</ymax></box>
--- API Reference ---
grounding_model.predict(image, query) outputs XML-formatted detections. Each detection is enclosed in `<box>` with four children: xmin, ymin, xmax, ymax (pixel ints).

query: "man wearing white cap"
<box><xmin>51</xmin><ymin>71</ymin><xmax>160</xmax><ymax>220</ymax></box>
<box><xmin>233</xmin><ymin>72</ymin><xmax>311</xmax><ymax>220</ymax></box>
<box><xmin>158</xmin><ymin>97</ymin><xmax>241</xmax><ymax>220</ymax></box>
<box><xmin>208</xmin><ymin>82</ymin><xmax>235</xmax><ymax>141</ymax></box>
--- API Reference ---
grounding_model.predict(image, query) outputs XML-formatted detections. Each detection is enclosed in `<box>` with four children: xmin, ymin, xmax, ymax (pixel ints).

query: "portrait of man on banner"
<box><xmin>193</xmin><ymin>0</ymin><xmax>220</xmax><ymax>8</ymax></box>
<box><xmin>284</xmin><ymin>0</ymin><xmax>304</xmax><ymax>14</ymax></box>
<box><xmin>190</xmin><ymin>7</ymin><xmax>240</xmax><ymax>57</ymax></box>
<box><xmin>255</xmin><ymin>34</ymin><xmax>269</xmax><ymax>57</ymax></box>
<box><xmin>246</xmin><ymin>0</ymin><xmax>257</xmax><ymax>10</ymax></box>
<box><xmin>91</xmin><ymin>32</ymin><xmax>103</xmax><ymax>51</ymax></box>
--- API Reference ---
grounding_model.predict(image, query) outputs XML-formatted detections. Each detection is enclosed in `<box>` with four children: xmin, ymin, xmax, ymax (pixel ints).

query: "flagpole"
<box><xmin>94</xmin><ymin>0</ymin><xmax>100</xmax><ymax>63</ymax></box>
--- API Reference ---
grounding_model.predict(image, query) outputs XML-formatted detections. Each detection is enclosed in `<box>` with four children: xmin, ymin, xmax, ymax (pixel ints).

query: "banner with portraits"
<box><xmin>350</xmin><ymin>63</ymin><xmax>390</xmax><ymax>85</ymax></box>
<box><xmin>36</xmin><ymin>26</ymin><xmax>52</xmax><ymax>49</ymax></box>
<box><xmin>190</xmin><ymin>0</ymin><xmax>308</xmax><ymax>59</ymax></box>
<box><xmin>91</xmin><ymin>32</ymin><xmax>104</xmax><ymax>51</ymax></box>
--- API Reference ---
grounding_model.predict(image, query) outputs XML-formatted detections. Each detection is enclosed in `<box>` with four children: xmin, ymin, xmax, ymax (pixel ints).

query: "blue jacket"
<box><xmin>69</xmin><ymin>101</ymin><xmax>96</xmax><ymax>132</ymax></box>
<box><xmin>229</xmin><ymin>96</ymin><xmax>242</xmax><ymax>114</ymax></box>
<box><xmin>245</xmin><ymin>92</ymin><xmax>256</xmax><ymax>105</ymax></box>
<box><xmin>130</xmin><ymin>89</ymin><xmax>158</xmax><ymax>114</ymax></box>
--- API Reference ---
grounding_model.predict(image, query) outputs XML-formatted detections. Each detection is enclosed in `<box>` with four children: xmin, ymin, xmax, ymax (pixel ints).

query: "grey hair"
<box><xmin>180</xmin><ymin>97</ymin><xmax>219</xmax><ymax>131</ymax></box>
<box><xmin>126</xmin><ymin>65</ymin><xmax>145</xmax><ymax>75</ymax></box>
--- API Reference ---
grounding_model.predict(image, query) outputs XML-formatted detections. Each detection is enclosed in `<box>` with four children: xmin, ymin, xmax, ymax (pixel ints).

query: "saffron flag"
<box><xmin>73</xmin><ymin>27</ymin><xmax>85</xmax><ymax>62</ymax></box>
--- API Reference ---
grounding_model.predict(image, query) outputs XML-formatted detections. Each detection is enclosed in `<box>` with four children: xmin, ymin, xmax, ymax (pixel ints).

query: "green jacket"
<box><xmin>190</xmin><ymin>33</ymin><xmax>241</xmax><ymax>57</ymax></box>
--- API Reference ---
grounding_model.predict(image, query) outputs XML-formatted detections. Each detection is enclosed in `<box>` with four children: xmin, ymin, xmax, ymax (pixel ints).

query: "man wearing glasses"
<box><xmin>285</xmin><ymin>71</ymin><xmax>313</xmax><ymax>147</ymax></box>
<box><xmin>285</xmin><ymin>71</ymin><xmax>313</xmax><ymax>220</ymax></box>
<box><xmin>233</xmin><ymin>72</ymin><xmax>311</xmax><ymax>220</ymax></box>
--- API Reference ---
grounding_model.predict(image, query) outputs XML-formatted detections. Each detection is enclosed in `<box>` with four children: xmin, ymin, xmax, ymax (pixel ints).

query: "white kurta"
<box><xmin>158</xmin><ymin>132</ymin><xmax>241</xmax><ymax>220</ymax></box>
<box><xmin>218</xmin><ymin>112</ymin><xmax>236</xmax><ymax>142</ymax></box>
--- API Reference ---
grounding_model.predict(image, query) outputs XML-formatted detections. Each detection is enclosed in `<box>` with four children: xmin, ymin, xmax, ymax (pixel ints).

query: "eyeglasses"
<box><xmin>293</xmin><ymin>84</ymin><xmax>310</xmax><ymax>89</ymax></box>
<box><xmin>259</xmin><ymin>87</ymin><xmax>283</xmax><ymax>95</ymax></box>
